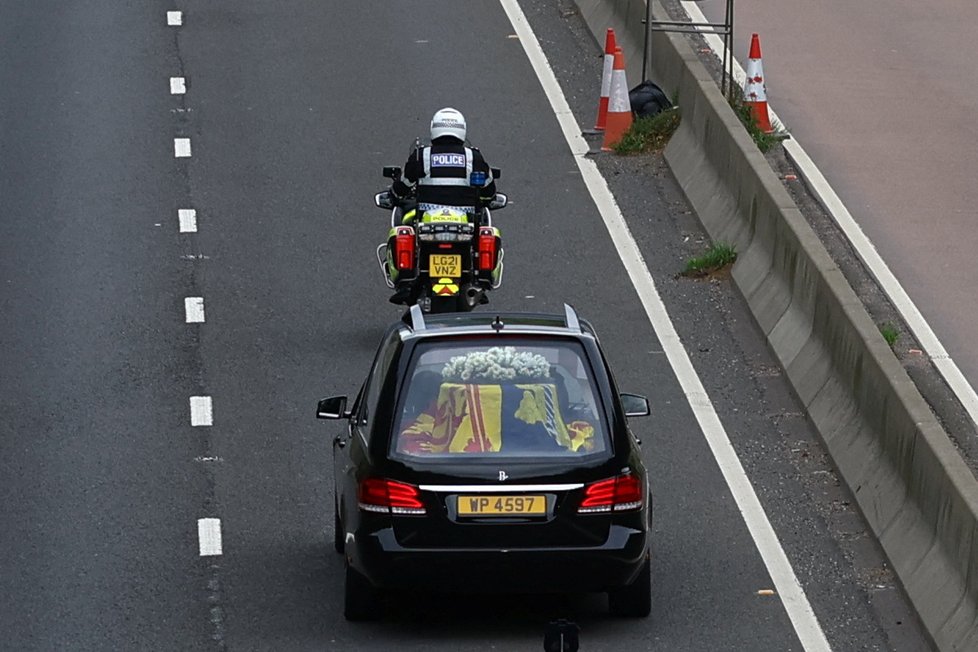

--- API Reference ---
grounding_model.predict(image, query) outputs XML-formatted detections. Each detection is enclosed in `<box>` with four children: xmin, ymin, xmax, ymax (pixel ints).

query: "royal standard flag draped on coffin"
<box><xmin>398</xmin><ymin>382</ymin><xmax>596</xmax><ymax>455</ymax></box>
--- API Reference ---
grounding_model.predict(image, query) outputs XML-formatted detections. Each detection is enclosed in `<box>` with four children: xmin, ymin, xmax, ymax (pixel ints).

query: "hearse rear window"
<box><xmin>392</xmin><ymin>339</ymin><xmax>608</xmax><ymax>459</ymax></box>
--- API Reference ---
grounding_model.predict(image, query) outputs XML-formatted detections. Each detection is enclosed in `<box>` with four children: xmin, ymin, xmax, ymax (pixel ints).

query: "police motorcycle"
<box><xmin>374</xmin><ymin>166</ymin><xmax>508</xmax><ymax>314</ymax></box>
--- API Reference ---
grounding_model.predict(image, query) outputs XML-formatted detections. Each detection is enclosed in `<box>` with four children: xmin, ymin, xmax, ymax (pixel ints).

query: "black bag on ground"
<box><xmin>629</xmin><ymin>81</ymin><xmax>671</xmax><ymax>118</ymax></box>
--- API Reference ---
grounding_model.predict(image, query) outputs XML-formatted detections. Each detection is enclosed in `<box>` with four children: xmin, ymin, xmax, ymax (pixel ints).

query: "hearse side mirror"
<box><xmin>488</xmin><ymin>193</ymin><xmax>508</xmax><ymax>210</ymax></box>
<box><xmin>374</xmin><ymin>191</ymin><xmax>395</xmax><ymax>210</ymax></box>
<box><xmin>620</xmin><ymin>393</ymin><xmax>650</xmax><ymax>418</ymax></box>
<box><xmin>382</xmin><ymin>166</ymin><xmax>401</xmax><ymax>179</ymax></box>
<box><xmin>317</xmin><ymin>396</ymin><xmax>350</xmax><ymax>419</ymax></box>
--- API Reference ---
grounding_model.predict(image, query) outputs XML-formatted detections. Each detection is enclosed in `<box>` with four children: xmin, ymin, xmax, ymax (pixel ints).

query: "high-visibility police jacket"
<box><xmin>391</xmin><ymin>136</ymin><xmax>496</xmax><ymax>209</ymax></box>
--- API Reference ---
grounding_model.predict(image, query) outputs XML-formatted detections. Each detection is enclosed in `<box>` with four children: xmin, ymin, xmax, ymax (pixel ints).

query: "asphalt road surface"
<box><xmin>0</xmin><ymin>1</ymin><xmax>932</xmax><ymax>650</ymax></box>
<box><xmin>695</xmin><ymin>0</ymin><xmax>978</xmax><ymax>408</ymax></box>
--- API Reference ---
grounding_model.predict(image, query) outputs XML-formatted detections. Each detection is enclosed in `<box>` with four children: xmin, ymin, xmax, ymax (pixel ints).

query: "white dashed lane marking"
<box><xmin>174</xmin><ymin>138</ymin><xmax>192</xmax><ymax>158</ymax></box>
<box><xmin>190</xmin><ymin>396</ymin><xmax>213</xmax><ymax>426</ymax></box>
<box><xmin>185</xmin><ymin>297</ymin><xmax>205</xmax><ymax>323</ymax></box>
<box><xmin>165</xmin><ymin>0</ymin><xmax>222</xmax><ymax>571</ymax></box>
<box><xmin>197</xmin><ymin>518</ymin><xmax>223</xmax><ymax>556</ymax></box>
<box><xmin>178</xmin><ymin>208</ymin><xmax>197</xmax><ymax>233</ymax></box>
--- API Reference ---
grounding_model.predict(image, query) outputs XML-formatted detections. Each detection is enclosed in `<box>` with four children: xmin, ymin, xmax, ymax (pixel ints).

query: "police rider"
<box><xmin>387</xmin><ymin>107</ymin><xmax>498</xmax><ymax>304</ymax></box>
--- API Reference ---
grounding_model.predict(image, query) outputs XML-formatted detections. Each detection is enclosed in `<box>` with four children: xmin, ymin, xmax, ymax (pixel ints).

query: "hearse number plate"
<box><xmin>457</xmin><ymin>495</ymin><xmax>547</xmax><ymax>516</ymax></box>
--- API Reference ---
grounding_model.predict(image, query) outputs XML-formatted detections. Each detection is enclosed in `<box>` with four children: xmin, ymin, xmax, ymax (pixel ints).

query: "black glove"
<box><xmin>390</xmin><ymin>179</ymin><xmax>414</xmax><ymax>202</ymax></box>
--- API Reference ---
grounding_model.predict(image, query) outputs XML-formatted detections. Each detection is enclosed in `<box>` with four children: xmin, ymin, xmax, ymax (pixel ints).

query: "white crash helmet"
<box><xmin>430</xmin><ymin>107</ymin><xmax>467</xmax><ymax>141</ymax></box>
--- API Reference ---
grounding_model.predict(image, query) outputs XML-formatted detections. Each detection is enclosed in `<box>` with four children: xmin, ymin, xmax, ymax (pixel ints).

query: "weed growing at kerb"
<box><xmin>683</xmin><ymin>242</ymin><xmax>737</xmax><ymax>277</ymax></box>
<box><xmin>613</xmin><ymin>108</ymin><xmax>681</xmax><ymax>155</ymax></box>
<box><xmin>879</xmin><ymin>323</ymin><xmax>899</xmax><ymax>346</ymax></box>
<box><xmin>728</xmin><ymin>94</ymin><xmax>785</xmax><ymax>153</ymax></box>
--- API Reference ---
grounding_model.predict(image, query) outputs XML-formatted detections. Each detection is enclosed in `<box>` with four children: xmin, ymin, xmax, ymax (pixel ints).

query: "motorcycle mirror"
<box><xmin>374</xmin><ymin>192</ymin><xmax>395</xmax><ymax>210</ymax></box>
<box><xmin>491</xmin><ymin>167</ymin><xmax>501</xmax><ymax>180</ymax></box>
<box><xmin>488</xmin><ymin>193</ymin><xmax>508</xmax><ymax>210</ymax></box>
<box><xmin>382</xmin><ymin>166</ymin><xmax>401</xmax><ymax>179</ymax></box>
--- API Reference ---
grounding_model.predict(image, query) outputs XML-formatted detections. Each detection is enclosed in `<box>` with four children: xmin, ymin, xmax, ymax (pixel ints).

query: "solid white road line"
<box><xmin>197</xmin><ymin>518</ymin><xmax>223</xmax><ymax>556</ymax></box>
<box><xmin>498</xmin><ymin>2</ymin><xmax>832</xmax><ymax>650</ymax></box>
<box><xmin>170</xmin><ymin>77</ymin><xmax>186</xmax><ymax>95</ymax></box>
<box><xmin>167</xmin><ymin>11</ymin><xmax>182</xmax><ymax>26</ymax></box>
<box><xmin>174</xmin><ymin>138</ymin><xmax>192</xmax><ymax>158</ymax></box>
<box><xmin>185</xmin><ymin>297</ymin><xmax>205</xmax><ymax>323</ymax></box>
<box><xmin>190</xmin><ymin>396</ymin><xmax>213</xmax><ymax>426</ymax></box>
<box><xmin>178</xmin><ymin>208</ymin><xmax>197</xmax><ymax>233</ymax></box>
<box><xmin>679</xmin><ymin>0</ymin><xmax>978</xmax><ymax>431</ymax></box>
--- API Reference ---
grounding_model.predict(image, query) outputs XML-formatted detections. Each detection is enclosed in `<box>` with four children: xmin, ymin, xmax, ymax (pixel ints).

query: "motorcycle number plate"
<box><xmin>429</xmin><ymin>254</ymin><xmax>461</xmax><ymax>278</ymax></box>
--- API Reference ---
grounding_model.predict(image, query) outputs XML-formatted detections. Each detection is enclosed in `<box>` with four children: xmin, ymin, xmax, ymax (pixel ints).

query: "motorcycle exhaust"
<box><xmin>463</xmin><ymin>285</ymin><xmax>484</xmax><ymax>309</ymax></box>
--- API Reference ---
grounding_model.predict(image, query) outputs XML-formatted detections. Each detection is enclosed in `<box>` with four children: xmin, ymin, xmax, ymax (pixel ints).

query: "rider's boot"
<box><xmin>389</xmin><ymin>281</ymin><xmax>412</xmax><ymax>305</ymax></box>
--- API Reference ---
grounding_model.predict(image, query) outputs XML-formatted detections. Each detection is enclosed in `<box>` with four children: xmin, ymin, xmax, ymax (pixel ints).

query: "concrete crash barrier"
<box><xmin>574</xmin><ymin>0</ymin><xmax>978</xmax><ymax>649</ymax></box>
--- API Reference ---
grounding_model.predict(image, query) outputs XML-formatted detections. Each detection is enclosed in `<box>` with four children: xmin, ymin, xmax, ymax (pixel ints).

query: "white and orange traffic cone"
<box><xmin>744</xmin><ymin>33</ymin><xmax>773</xmax><ymax>133</ymax></box>
<box><xmin>594</xmin><ymin>28</ymin><xmax>617</xmax><ymax>131</ymax></box>
<box><xmin>601</xmin><ymin>48</ymin><xmax>633</xmax><ymax>151</ymax></box>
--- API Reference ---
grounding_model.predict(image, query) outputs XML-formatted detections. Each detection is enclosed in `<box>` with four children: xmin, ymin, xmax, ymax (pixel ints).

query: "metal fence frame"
<box><xmin>643</xmin><ymin>0</ymin><xmax>735</xmax><ymax>98</ymax></box>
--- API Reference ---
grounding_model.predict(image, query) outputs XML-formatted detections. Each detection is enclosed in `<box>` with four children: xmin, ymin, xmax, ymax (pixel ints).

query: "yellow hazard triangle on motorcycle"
<box><xmin>432</xmin><ymin>278</ymin><xmax>459</xmax><ymax>296</ymax></box>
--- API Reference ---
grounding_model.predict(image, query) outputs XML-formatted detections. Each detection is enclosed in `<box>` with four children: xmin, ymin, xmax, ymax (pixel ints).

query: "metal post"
<box><xmin>727</xmin><ymin>0</ymin><xmax>734</xmax><ymax>101</ymax></box>
<box><xmin>642</xmin><ymin>0</ymin><xmax>653</xmax><ymax>82</ymax></box>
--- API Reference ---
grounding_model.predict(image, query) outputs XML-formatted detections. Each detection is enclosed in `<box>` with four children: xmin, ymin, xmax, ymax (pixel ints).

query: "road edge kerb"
<box><xmin>573</xmin><ymin>1</ymin><xmax>978</xmax><ymax>649</ymax></box>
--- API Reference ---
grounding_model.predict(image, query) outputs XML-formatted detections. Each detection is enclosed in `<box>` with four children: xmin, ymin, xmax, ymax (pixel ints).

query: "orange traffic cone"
<box><xmin>594</xmin><ymin>28</ymin><xmax>617</xmax><ymax>130</ymax></box>
<box><xmin>601</xmin><ymin>48</ymin><xmax>633</xmax><ymax>151</ymax></box>
<box><xmin>744</xmin><ymin>33</ymin><xmax>773</xmax><ymax>133</ymax></box>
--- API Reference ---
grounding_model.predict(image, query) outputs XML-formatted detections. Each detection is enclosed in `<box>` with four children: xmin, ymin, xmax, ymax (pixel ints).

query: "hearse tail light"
<box><xmin>578</xmin><ymin>473</ymin><xmax>643</xmax><ymax>513</ymax></box>
<box><xmin>358</xmin><ymin>478</ymin><xmax>426</xmax><ymax>516</ymax></box>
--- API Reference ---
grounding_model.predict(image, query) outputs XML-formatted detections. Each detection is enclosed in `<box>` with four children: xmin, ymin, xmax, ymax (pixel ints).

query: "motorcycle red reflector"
<box><xmin>359</xmin><ymin>478</ymin><xmax>426</xmax><ymax>515</ymax></box>
<box><xmin>477</xmin><ymin>227</ymin><xmax>496</xmax><ymax>271</ymax></box>
<box><xmin>578</xmin><ymin>473</ymin><xmax>643</xmax><ymax>513</ymax></box>
<box><xmin>394</xmin><ymin>227</ymin><xmax>415</xmax><ymax>271</ymax></box>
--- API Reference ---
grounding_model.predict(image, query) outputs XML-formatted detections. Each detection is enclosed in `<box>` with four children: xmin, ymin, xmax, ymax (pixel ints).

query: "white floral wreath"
<box><xmin>441</xmin><ymin>346</ymin><xmax>551</xmax><ymax>382</ymax></box>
